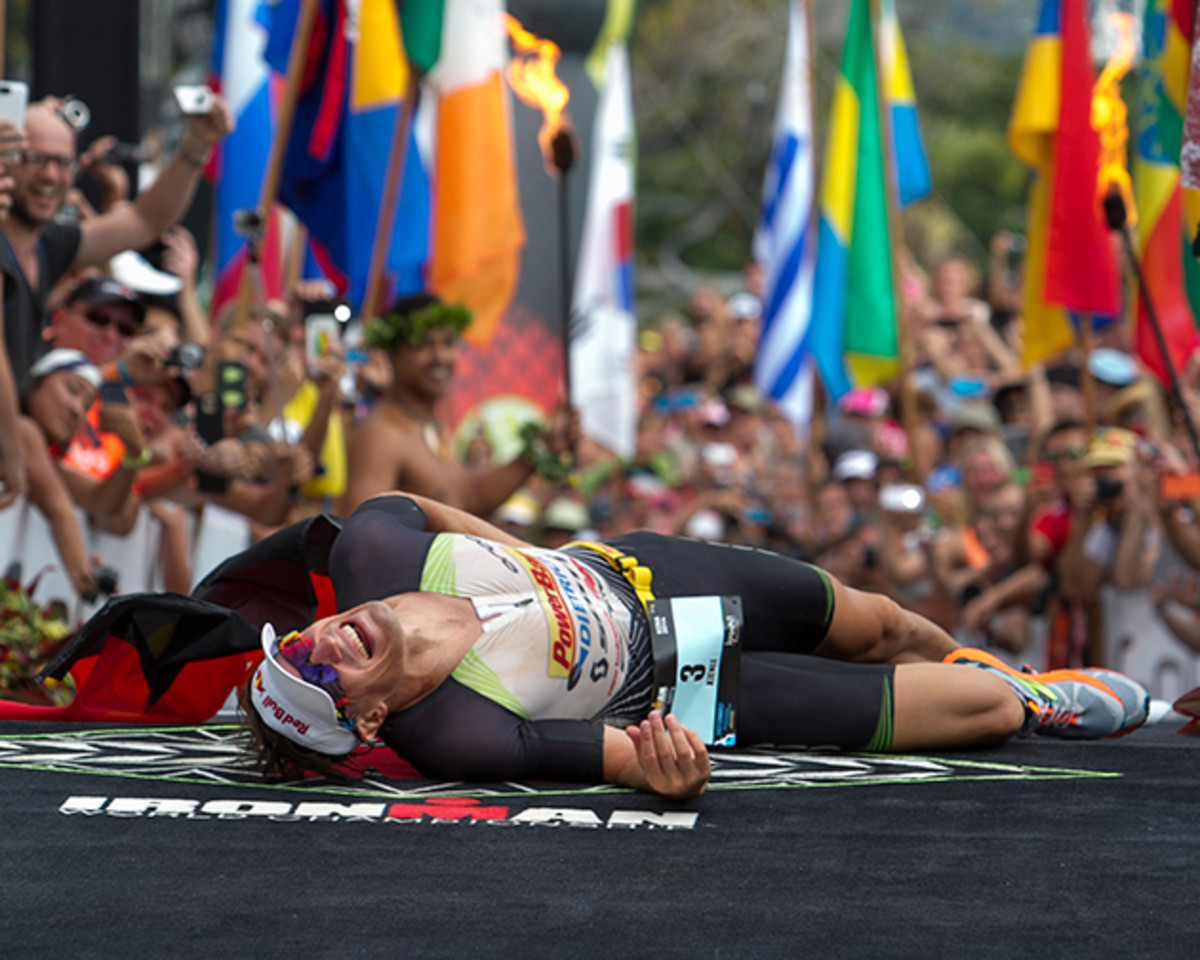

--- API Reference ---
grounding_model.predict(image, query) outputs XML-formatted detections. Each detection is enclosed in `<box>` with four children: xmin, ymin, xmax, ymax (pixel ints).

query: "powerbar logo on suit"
<box><xmin>542</xmin><ymin>554</ymin><xmax>597</xmax><ymax>691</ymax></box>
<box><xmin>58</xmin><ymin>796</ymin><xmax>698</xmax><ymax>830</ymax></box>
<box><xmin>511</xmin><ymin>551</ymin><xmax>576</xmax><ymax>678</ymax></box>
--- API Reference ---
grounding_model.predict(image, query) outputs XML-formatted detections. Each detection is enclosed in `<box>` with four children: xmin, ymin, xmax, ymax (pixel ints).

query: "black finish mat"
<box><xmin>0</xmin><ymin>719</ymin><xmax>1196</xmax><ymax>959</ymax></box>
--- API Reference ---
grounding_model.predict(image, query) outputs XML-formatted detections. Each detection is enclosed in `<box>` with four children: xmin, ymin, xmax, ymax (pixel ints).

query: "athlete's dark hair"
<box><xmin>238</xmin><ymin>676</ymin><xmax>353</xmax><ymax>781</ymax></box>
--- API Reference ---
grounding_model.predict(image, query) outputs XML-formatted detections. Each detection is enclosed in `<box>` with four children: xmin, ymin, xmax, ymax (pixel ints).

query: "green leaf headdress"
<box><xmin>364</xmin><ymin>294</ymin><xmax>473</xmax><ymax>352</ymax></box>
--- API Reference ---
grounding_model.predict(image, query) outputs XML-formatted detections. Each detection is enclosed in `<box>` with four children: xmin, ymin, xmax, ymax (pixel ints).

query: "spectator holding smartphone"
<box><xmin>0</xmin><ymin>92</ymin><xmax>230</xmax><ymax>520</ymax></box>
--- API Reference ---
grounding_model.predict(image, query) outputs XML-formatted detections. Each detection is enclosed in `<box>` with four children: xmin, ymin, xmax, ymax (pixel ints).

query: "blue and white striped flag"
<box><xmin>753</xmin><ymin>0</ymin><xmax>817</xmax><ymax>427</ymax></box>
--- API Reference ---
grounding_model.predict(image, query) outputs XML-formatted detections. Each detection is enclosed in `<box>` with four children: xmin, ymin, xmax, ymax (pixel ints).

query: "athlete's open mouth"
<box><xmin>339</xmin><ymin>620</ymin><xmax>371</xmax><ymax>659</ymax></box>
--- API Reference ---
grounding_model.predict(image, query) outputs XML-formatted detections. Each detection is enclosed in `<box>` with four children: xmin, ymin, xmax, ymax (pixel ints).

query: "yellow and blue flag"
<box><xmin>880</xmin><ymin>0</ymin><xmax>931</xmax><ymax>207</ymax></box>
<box><xmin>809</xmin><ymin>0</ymin><xmax>898</xmax><ymax>400</ymax></box>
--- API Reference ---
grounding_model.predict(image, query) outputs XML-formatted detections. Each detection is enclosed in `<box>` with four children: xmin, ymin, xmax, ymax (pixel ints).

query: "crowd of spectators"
<box><xmin>3</xmin><ymin>91</ymin><xmax>1200</xmax><ymax>681</ymax></box>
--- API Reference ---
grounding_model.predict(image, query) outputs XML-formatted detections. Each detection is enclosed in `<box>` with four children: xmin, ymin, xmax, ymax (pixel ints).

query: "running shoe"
<box><xmin>1079</xmin><ymin>667</ymin><xmax>1150</xmax><ymax>736</ymax></box>
<box><xmin>943</xmin><ymin>647</ymin><xmax>1141</xmax><ymax>740</ymax></box>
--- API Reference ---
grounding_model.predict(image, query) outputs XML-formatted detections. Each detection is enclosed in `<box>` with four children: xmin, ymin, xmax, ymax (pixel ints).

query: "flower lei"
<box><xmin>0</xmin><ymin>573</ymin><xmax>75</xmax><ymax>707</ymax></box>
<box><xmin>364</xmin><ymin>301</ymin><xmax>473</xmax><ymax>351</ymax></box>
<box><xmin>518</xmin><ymin>421</ymin><xmax>574</xmax><ymax>483</ymax></box>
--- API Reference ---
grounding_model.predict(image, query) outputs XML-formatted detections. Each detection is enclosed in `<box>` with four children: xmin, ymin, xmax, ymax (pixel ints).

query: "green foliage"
<box><xmin>926</xmin><ymin>122</ymin><xmax>1028</xmax><ymax>246</ymax></box>
<box><xmin>0</xmin><ymin>573</ymin><xmax>74</xmax><ymax>706</ymax></box>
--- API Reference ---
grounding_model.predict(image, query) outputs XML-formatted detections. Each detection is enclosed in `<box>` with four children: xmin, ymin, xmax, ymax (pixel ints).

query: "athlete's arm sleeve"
<box><xmin>331</xmin><ymin>496</ymin><xmax>436</xmax><ymax>605</ymax></box>
<box><xmin>379</xmin><ymin>680</ymin><xmax>606</xmax><ymax>784</ymax></box>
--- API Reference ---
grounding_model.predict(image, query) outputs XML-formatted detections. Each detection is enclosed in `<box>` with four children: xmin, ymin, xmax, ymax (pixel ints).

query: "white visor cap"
<box><xmin>248</xmin><ymin>623</ymin><xmax>359</xmax><ymax>756</ymax></box>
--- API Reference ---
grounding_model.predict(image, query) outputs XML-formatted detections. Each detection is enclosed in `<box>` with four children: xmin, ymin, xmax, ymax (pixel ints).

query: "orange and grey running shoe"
<box><xmin>944</xmin><ymin>648</ymin><xmax>1147</xmax><ymax>740</ymax></box>
<box><xmin>1079</xmin><ymin>667</ymin><xmax>1150</xmax><ymax>736</ymax></box>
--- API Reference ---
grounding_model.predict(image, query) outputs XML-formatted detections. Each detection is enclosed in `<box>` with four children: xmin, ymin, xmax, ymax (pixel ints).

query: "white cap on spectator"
<box><xmin>685</xmin><ymin>508</ymin><xmax>726</xmax><ymax>541</ymax></box>
<box><xmin>950</xmin><ymin>402</ymin><xmax>1001</xmax><ymax>435</ymax></box>
<box><xmin>27</xmin><ymin>349</ymin><xmax>102</xmax><ymax>391</ymax></box>
<box><xmin>832</xmin><ymin>450</ymin><xmax>878</xmax><ymax>481</ymax></box>
<box><xmin>109</xmin><ymin>250</ymin><xmax>184</xmax><ymax>297</ymax></box>
<box><xmin>543</xmin><ymin>497</ymin><xmax>589</xmax><ymax>532</ymax></box>
<box><xmin>726</xmin><ymin>292</ymin><xmax>762</xmax><ymax>321</ymax></box>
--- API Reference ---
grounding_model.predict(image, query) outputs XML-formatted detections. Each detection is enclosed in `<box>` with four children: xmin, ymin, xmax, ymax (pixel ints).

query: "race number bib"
<box><xmin>648</xmin><ymin>596</ymin><xmax>742</xmax><ymax>746</ymax></box>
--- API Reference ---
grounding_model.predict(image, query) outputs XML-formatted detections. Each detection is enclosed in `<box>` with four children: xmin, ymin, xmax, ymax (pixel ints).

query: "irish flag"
<box><xmin>423</xmin><ymin>0</ymin><xmax>526</xmax><ymax>347</ymax></box>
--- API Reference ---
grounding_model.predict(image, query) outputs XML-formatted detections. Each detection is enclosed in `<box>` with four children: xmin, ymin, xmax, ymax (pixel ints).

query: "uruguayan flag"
<box><xmin>753</xmin><ymin>0</ymin><xmax>817</xmax><ymax>427</ymax></box>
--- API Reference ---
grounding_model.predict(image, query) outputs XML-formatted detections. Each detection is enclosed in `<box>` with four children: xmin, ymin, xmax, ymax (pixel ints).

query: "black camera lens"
<box><xmin>82</xmin><ymin>565</ymin><xmax>120</xmax><ymax>603</ymax></box>
<box><xmin>1096</xmin><ymin>476</ymin><xmax>1124</xmax><ymax>501</ymax></box>
<box><xmin>166</xmin><ymin>342</ymin><xmax>205</xmax><ymax>370</ymax></box>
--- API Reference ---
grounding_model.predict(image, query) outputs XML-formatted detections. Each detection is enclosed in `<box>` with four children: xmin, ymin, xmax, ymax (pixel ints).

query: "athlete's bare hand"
<box><xmin>624</xmin><ymin>710</ymin><xmax>710</xmax><ymax>800</ymax></box>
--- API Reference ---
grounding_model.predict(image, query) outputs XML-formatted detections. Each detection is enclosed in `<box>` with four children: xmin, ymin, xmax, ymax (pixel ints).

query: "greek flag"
<box><xmin>753</xmin><ymin>0</ymin><xmax>817</xmax><ymax>426</ymax></box>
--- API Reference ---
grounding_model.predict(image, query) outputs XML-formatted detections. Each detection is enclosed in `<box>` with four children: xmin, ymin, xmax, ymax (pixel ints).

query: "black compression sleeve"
<box><xmin>379</xmin><ymin>680</ymin><xmax>606</xmax><ymax>783</ymax></box>
<box><xmin>331</xmin><ymin>496</ymin><xmax>437</xmax><ymax>606</ymax></box>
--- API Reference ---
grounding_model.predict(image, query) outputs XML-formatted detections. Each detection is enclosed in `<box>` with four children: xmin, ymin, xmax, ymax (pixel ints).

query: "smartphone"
<box><xmin>173</xmin><ymin>84</ymin><xmax>214</xmax><ymax>116</ymax></box>
<box><xmin>99</xmin><ymin>382</ymin><xmax>128</xmax><ymax>405</ymax></box>
<box><xmin>1161</xmin><ymin>472</ymin><xmax>1200</xmax><ymax>500</ymax></box>
<box><xmin>216</xmin><ymin>360</ymin><xmax>248</xmax><ymax>412</ymax></box>
<box><xmin>305</xmin><ymin>314</ymin><xmax>339</xmax><ymax>375</ymax></box>
<box><xmin>0</xmin><ymin>80</ymin><xmax>29</xmax><ymax>132</ymax></box>
<box><xmin>879</xmin><ymin>483</ymin><xmax>925</xmax><ymax>514</ymax></box>
<box><xmin>193</xmin><ymin>391</ymin><xmax>227</xmax><ymax>495</ymax></box>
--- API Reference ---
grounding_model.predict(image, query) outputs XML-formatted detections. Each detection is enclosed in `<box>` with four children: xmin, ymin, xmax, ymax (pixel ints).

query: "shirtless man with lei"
<box><xmin>340</xmin><ymin>294</ymin><xmax>576</xmax><ymax>517</ymax></box>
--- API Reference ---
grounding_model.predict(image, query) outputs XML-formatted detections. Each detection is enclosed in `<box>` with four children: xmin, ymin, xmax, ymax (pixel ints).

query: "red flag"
<box><xmin>1044</xmin><ymin>0</ymin><xmax>1122</xmax><ymax>315</ymax></box>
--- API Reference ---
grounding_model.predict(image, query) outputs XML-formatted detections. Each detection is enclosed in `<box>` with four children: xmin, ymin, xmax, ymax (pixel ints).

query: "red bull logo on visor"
<box><xmin>254</xmin><ymin>680</ymin><xmax>311</xmax><ymax>738</ymax></box>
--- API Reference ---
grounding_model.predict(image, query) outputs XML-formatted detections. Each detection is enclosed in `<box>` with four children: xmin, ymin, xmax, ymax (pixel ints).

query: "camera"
<box><xmin>81</xmin><ymin>564</ymin><xmax>119</xmax><ymax>604</ymax></box>
<box><xmin>173</xmin><ymin>84</ymin><xmax>214</xmax><ymax>116</ymax></box>
<box><xmin>1096</xmin><ymin>476</ymin><xmax>1124</xmax><ymax>501</ymax></box>
<box><xmin>58</xmin><ymin>96</ymin><xmax>90</xmax><ymax>133</ymax></box>
<box><xmin>232</xmin><ymin>207</ymin><xmax>265</xmax><ymax>241</ymax></box>
<box><xmin>165</xmin><ymin>342</ymin><xmax>205</xmax><ymax>371</ymax></box>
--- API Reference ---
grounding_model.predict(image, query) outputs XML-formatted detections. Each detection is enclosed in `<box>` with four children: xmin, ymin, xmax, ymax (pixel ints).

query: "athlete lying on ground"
<box><xmin>242</xmin><ymin>492</ymin><xmax>1151</xmax><ymax>799</ymax></box>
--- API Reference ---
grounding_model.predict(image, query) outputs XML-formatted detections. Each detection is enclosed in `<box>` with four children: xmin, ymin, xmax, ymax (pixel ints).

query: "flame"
<box><xmin>503</xmin><ymin>14</ymin><xmax>570</xmax><ymax>171</ymax></box>
<box><xmin>1092</xmin><ymin>12</ymin><xmax>1137</xmax><ymax>227</ymax></box>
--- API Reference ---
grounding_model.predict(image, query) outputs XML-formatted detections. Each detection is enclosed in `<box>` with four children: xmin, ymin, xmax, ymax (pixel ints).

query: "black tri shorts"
<box><xmin>602</xmin><ymin>532</ymin><xmax>895</xmax><ymax>751</ymax></box>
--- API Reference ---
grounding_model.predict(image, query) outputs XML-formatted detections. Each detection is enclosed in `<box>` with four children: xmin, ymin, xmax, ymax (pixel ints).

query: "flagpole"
<box><xmin>869</xmin><ymin>0</ymin><xmax>920</xmax><ymax>480</ymax></box>
<box><xmin>362</xmin><ymin>72</ymin><xmax>420</xmax><ymax>322</ymax></box>
<box><xmin>1106</xmin><ymin>192</ymin><xmax>1200</xmax><ymax>461</ymax></box>
<box><xmin>802</xmin><ymin>0</ymin><xmax>823</xmax><ymax>454</ymax></box>
<box><xmin>233</xmin><ymin>0</ymin><xmax>322</xmax><ymax>330</ymax></box>
<box><xmin>285</xmin><ymin>220</ymin><xmax>307</xmax><ymax>293</ymax></box>
<box><xmin>1079</xmin><ymin>312</ymin><xmax>1097</xmax><ymax>436</ymax></box>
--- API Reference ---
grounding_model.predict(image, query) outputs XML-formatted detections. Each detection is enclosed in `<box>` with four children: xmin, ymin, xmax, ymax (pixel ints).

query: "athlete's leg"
<box><xmin>736</xmin><ymin>654</ymin><xmax>1021</xmax><ymax>752</ymax></box>
<box><xmin>891</xmin><ymin>662</ymin><xmax>1024</xmax><ymax>750</ymax></box>
<box><xmin>605</xmin><ymin>532</ymin><xmax>959</xmax><ymax>663</ymax></box>
<box><xmin>811</xmin><ymin>575</ymin><xmax>960</xmax><ymax>665</ymax></box>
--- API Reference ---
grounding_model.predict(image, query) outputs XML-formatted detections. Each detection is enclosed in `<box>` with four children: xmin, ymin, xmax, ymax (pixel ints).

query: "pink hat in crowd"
<box><xmin>839</xmin><ymin>387</ymin><xmax>889</xmax><ymax>418</ymax></box>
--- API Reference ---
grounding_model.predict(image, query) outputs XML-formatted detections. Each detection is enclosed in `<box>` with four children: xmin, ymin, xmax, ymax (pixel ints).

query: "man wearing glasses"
<box><xmin>0</xmin><ymin>93</ymin><xmax>232</xmax><ymax>507</ymax></box>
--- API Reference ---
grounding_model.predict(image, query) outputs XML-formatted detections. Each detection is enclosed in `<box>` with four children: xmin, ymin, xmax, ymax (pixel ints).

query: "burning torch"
<box><xmin>504</xmin><ymin>14</ymin><xmax>579</xmax><ymax>407</ymax></box>
<box><xmin>1099</xmin><ymin>13</ymin><xmax>1200</xmax><ymax>461</ymax></box>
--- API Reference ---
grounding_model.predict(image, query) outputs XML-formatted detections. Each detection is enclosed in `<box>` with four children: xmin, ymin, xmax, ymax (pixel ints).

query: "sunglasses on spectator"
<box><xmin>1042</xmin><ymin>443</ymin><xmax>1088</xmax><ymax>462</ymax></box>
<box><xmin>18</xmin><ymin>149</ymin><xmax>78</xmax><ymax>175</ymax></box>
<box><xmin>84</xmin><ymin>309</ymin><xmax>140</xmax><ymax>338</ymax></box>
